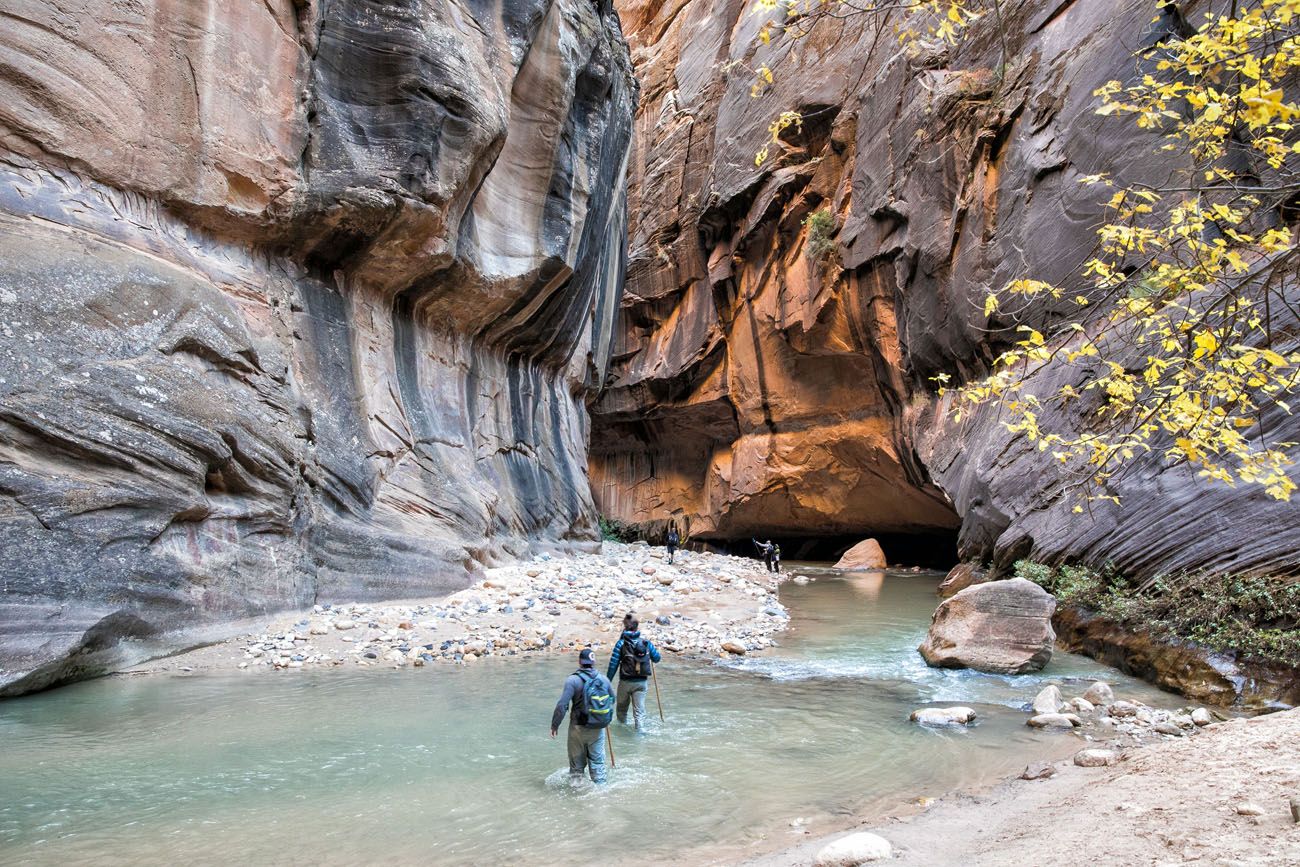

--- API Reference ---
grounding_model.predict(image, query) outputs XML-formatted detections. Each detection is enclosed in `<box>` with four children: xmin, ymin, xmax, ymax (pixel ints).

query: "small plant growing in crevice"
<box><xmin>803</xmin><ymin>208</ymin><xmax>837</xmax><ymax>263</ymax></box>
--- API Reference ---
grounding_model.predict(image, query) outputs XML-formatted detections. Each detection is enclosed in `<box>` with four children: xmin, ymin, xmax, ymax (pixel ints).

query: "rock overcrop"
<box><xmin>200</xmin><ymin>543</ymin><xmax>789</xmax><ymax>674</ymax></box>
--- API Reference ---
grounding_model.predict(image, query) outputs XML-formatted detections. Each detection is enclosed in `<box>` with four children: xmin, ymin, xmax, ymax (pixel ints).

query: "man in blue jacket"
<box><xmin>606</xmin><ymin>616</ymin><xmax>662</xmax><ymax>731</ymax></box>
<box><xmin>550</xmin><ymin>647</ymin><xmax>613</xmax><ymax>783</ymax></box>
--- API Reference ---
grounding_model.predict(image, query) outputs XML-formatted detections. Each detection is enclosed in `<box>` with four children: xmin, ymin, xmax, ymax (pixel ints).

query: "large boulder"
<box><xmin>918</xmin><ymin>579</ymin><xmax>1057</xmax><ymax>674</ymax></box>
<box><xmin>909</xmin><ymin>706</ymin><xmax>977</xmax><ymax>726</ymax></box>
<box><xmin>834</xmin><ymin>539</ymin><xmax>887</xmax><ymax>571</ymax></box>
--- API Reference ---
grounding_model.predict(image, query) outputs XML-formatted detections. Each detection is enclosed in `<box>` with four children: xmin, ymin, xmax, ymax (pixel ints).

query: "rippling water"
<box><xmin>0</xmin><ymin>567</ymin><xmax>1178</xmax><ymax>866</ymax></box>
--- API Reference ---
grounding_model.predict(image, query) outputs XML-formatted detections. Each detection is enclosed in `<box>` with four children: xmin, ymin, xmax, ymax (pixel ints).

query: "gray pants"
<box><xmin>566</xmin><ymin>723</ymin><xmax>607</xmax><ymax>783</ymax></box>
<box><xmin>617</xmin><ymin>678</ymin><xmax>648</xmax><ymax>729</ymax></box>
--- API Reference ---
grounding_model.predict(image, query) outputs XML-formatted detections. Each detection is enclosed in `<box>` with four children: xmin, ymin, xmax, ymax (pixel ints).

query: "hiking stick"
<box><xmin>651</xmin><ymin>666</ymin><xmax>665</xmax><ymax>721</ymax></box>
<box><xmin>605</xmin><ymin>726</ymin><xmax>616</xmax><ymax>768</ymax></box>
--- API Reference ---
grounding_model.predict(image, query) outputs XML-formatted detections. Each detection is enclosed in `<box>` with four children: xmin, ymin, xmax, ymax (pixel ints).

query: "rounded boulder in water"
<box><xmin>909</xmin><ymin>707</ymin><xmax>977</xmax><ymax>726</ymax></box>
<box><xmin>814</xmin><ymin>831</ymin><xmax>892</xmax><ymax>866</ymax></box>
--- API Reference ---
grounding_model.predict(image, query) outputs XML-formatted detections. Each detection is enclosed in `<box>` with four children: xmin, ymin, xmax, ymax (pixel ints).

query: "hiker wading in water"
<box><xmin>550</xmin><ymin>648</ymin><xmax>615</xmax><ymax>783</ymax></box>
<box><xmin>607</xmin><ymin>616</ymin><xmax>662</xmax><ymax>731</ymax></box>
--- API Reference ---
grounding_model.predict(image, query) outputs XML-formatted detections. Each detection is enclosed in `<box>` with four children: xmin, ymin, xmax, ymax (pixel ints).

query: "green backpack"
<box><xmin>575</xmin><ymin>670</ymin><xmax>613</xmax><ymax>728</ymax></box>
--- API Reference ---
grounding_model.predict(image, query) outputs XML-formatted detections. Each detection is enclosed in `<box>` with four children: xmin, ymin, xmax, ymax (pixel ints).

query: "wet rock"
<box><xmin>721</xmin><ymin>642</ymin><xmax>746</xmax><ymax>655</ymax></box>
<box><xmin>1108</xmin><ymin>701</ymin><xmax>1139</xmax><ymax>718</ymax></box>
<box><xmin>937</xmin><ymin>563</ymin><xmax>988</xmax><ymax>598</ymax></box>
<box><xmin>656</xmin><ymin>615</ymin><xmax>671</xmax><ymax>626</ymax></box>
<box><xmin>1071</xmin><ymin>697</ymin><xmax>1095</xmax><ymax>714</ymax></box>
<box><xmin>909</xmin><ymin>707</ymin><xmax>977</xmax><ymax>726</ymax></box>
<box><xmin>1027</xmin><ymin>713</ymin><xmax>1082</xmax><ymax>729</ymax></box>
<box><xmin>1191</xmin><ymin>708</ymin><xmax>1214</xmax><ymax>726</ymax></box>
<box><xmin>834</xmin><ymin>539</ymin><xmax>887</xmax><ymax>570</ymax></box>
<box><xmin>918</xmin><ymin>579</ymin><xmax>1056</xmax><ymax>675</ymax></box>
<box><xmin>1021</xmin><ymin>762</ymin><xmax>1056</xmax><ymax>781</ymax></box>
<box><xmin>1074</xmin><ymin>749</ymin><xmax>1116</xmax><ymax>767</ymax></box>
<box><xmin>1082</xmin><ymin>682</ymin><xmax>1114</xmax><ymax>705</ymax></box>
<box><xmin>1153</xmin><ymin>722</ymin><xmax>1184</xmax><ymax>737</ymax></box>
<box><xmin>814</xmin><ymin>831</ymin><xmax>892</xmax><ymax>866</ymax></box>
<box><xmin>1032</xmin><ymin>685</ymin><xmax>1064</xmax><ymax>715</ymax></box>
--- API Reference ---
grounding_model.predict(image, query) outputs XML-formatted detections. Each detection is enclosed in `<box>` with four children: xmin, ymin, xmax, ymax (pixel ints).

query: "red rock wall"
<box><xmin>595</xmin><ymin>0</ymin><xmax>1300</xmax><ymax>579</ymax></box>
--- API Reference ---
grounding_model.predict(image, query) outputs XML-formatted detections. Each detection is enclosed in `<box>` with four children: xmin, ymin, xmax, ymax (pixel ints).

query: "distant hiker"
<box><xmin>771</xmin><ymin>542</ymin><xmax>781</xmax><ymax>573</ymax></box>
<box><xmin>550</xmin><ymin>647</ymin><xmax>614</xmax><ymax>783</ymax></box>
<box><xmin>753</xmin><ymin>538</ymin><xmax>775</xmax><ymax>571</ymax></box>
<box><xmin>607</xmin><ymin>617</ymin><xmax>662</xmax><ymax>731</ymax></box>
<box><xmin>666</xmin><ymin>526</ymin><xmax>680</xmax><ymax>564</ymax></box>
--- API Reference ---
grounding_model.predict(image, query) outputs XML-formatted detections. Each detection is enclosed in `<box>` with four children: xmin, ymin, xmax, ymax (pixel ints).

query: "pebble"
<box><xmin>1191</xmin><ymin>707</ymin><xmax>1213</xmax><ymax>726</ymax></box>
<box><xmin>1236</xmin><ymin>803</ymin><xmax>1265</xmax><ymax>816</ymax></box>
<box><xmin>1027</xmin><ymin>713</ymin><xmax>1082</xmax><ymax>729</ymax></box>
<box><xmin>1021</xmin><ymin>762</ymin><xmax>1056</xmax><ymax>780</ymax></box>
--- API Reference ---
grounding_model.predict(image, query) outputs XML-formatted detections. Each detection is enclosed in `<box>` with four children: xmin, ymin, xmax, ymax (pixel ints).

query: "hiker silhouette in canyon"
<box><xmin>753</xmin><ymin>538</ymin><xmax>776</xmax><ymax>571</ymax></box>
<box><xmin>666</xmin><ymin>525</ymin><xmax>680</xmax><ymax>564</ymax></box>
<box><xmin>607</xmin><ymin>614</ymin><xmax>662</xmax><ymax>731</ymax></box>
<box><xmin>550</xmin><ymin>647</ymin><xmax>614</xmax><ymax>784</ymax></box>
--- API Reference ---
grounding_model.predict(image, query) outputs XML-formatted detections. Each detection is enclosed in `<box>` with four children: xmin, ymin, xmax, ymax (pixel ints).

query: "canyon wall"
<box><xmin>594</xmin><ymin>0</ymin><xmax>1300</xmax><ymax>576</ymax></box>
<box><xmin>0</xmin><ymin>0</ymin><xmax>636</xmax><ymax>695</ymax></box>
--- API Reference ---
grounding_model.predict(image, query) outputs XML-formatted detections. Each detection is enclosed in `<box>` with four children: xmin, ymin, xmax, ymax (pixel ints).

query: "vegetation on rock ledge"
<box><xmin>1015</xmin><ymin>560</ymin><xmax>1300</xmax><ymax>668</ymax></box>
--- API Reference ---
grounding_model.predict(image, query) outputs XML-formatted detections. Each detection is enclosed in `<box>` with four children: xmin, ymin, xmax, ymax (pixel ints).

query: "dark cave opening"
<box><xmin>678</xmin><ymin>530</ymin><xmax>959</xmax><ymax>571</ymax></box>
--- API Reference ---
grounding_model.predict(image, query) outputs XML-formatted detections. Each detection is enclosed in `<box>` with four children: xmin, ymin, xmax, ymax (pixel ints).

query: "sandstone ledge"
<box><xmin>1053</xmin><ymin>605</ymin><xmax>1300</xmax><ymax>710</ymax></box>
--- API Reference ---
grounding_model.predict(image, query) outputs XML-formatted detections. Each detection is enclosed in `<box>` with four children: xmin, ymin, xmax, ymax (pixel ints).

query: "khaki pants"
<box><xmin>616</xmin><ymin>678</ymin><xmax>648</xmax><ymax>729</ymax></box>
<box><xmin>566</xmin><ymin>723</ymin><xmax>607</xmax><ymax>783</ymax></box>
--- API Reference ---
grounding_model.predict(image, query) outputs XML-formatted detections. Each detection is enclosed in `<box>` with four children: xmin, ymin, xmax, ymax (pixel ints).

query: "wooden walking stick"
<box><xmin>604</xmin><ymin>726</ymin><xmax>616</xmax><ymax>769</ymax></box>
<box><xmin>651</xmin><ymin>665</ymin><xmax>665</xmax><ymax>722</ymax></box>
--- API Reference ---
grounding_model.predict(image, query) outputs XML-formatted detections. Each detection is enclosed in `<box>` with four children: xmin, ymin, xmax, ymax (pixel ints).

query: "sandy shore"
<box><xmin>119</xmin><ymin>541</ymin><xmax>786</xmax><ymax>677</ymax></box>
<box><xmin>751</xmin><ymin>708</ymin><xmax>1300</xmax><ymax>866</ymax></box>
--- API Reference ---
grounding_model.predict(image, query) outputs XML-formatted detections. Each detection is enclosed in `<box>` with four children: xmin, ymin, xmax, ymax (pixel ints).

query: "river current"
<box><xmin>0</xmin><ymin>566</ymin><xmax>1178</xmax><ymax>865</ymax></box>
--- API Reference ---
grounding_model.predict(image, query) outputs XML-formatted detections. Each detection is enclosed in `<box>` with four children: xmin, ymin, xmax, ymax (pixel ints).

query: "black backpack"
<box><xmin>618</xmin><ymin>638</ymin><xmax>653</xmax><ymax>679</ymax></box>
<box><xmin>574</xmin><ymin>670</ymin><xmax>613</xmax><ymax>728</ymax></box>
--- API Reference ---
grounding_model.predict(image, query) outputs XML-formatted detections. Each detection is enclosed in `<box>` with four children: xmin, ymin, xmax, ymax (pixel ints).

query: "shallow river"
<box><xmin>0</xmin><ymin>566</ymin><xmax>1179</xmax><ymax>866</ymax></box>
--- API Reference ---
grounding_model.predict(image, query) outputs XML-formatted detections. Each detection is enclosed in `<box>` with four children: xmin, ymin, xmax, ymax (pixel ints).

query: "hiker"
<box><xmin>752</xmin><ymin>538</ymin><xmax>774</xmax><ymax>571</ymax></box>
<box><xmin>666</xmin><ymin>526</ymin><xmax>680</xmax><ymax>564</ymax></box>
<box><xmin>771</xmin><ymin>542</ymin><xmax>781</xmax><ymax>573</ymax></box>
<box><xmin>607</xmin><ymin>616</ymin><xmax>662</xmax><ymax>730</ymax></box>
<box><xmin>550</xmin><ymin>647</ymin><xmax>615</xmax><ymax>783</ymax></box>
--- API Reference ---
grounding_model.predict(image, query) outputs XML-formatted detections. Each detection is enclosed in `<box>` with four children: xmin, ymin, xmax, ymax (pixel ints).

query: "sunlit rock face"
<box><xmin>0</xmin><ymin>0</ymin><xmax>636</xmax><ymax>695</ymax></box>
<box><xmin>593</xmin><ymin>0</ymin><xmax>1300</xmax><ymax>579</ymax></box>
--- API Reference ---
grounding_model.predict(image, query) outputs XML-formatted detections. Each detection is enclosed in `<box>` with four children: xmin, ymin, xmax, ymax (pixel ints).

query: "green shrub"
<box><xmin>803</xmin><ymin>208</ymin><xmax>837</xmax><ymax>262</ymax></box>
<box><xmin>1015</xmin><ymin>559</ymin><xmax>1300</xmax><ymax>667</ymax></box>
<box><xmin>598</xmin><ymin>516</ymin><xmax>637</xmax><ymax>543</ymax></box>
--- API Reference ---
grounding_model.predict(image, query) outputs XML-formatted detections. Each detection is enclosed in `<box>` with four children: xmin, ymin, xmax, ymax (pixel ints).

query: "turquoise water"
<box><xmin>0</xmin><ymin>568</ymin><xmax>1178</xmax><ymax>866</ymax></box>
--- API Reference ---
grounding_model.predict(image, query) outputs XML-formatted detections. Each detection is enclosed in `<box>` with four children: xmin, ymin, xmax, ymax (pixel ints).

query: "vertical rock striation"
<box><xmin>0</xmin><ymin>0</ymin><xmax>636</xmax><ymax>695</ymax></box>
<box><xmin>595</xmin><ymin>0</ymin><xmax>1300</xmax><ymax>581</ymax></box>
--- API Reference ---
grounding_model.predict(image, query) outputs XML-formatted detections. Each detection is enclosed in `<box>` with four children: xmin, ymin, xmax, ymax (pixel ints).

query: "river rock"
<box><xmin>918</xmin><ymin>579</ymin><xmax>1056</xmax><ymax>674</ymax></box>
<box><xmin>814</xmin><ymin>832</ymin><xmax>893</xmax><ymax>866</ymax></box>
<box><xmin>722</xmin><ymin>642</ymin><xmax>746</xmax><ymax>655</ymax></box>
<box><xmin>1071</xmin><ymin>697</ymin><xmax>1095</xmax><ymax>714</ymax></box>
<box><xmin>1032</xmin><ymin>685</ymin><xmax>1065</xmax><ymax>714</ymax></box>
<box><xmin>1082</xmin><ymin>682</ymin><xmax>1114</xmax><ymax>705</ymax></box>
<box><xmin>1236</xmin><ymin>803</ymin><xmax>1265</xmax><ymax>817</ymax></box>
<box><xmin>1021</xmin><ymin>762</ymin><xmax>1056</xmax><ymax>781</ymax></box>
<box><xmin>1191</xmin><ymin>708</ymin><xmax>1214</xmax><ymax>726</ymax></box>
<box><xmin>1074</xmin><ymin>749</ymin><xmax>1116</xmax><ymax>767</ymax></box>
<box><xmin>833</xmin><ymin>539</ymin><xmax>887</xmax><ymax>570</ymax></box>
<box><xmin>909</xmin><ymin>707</ymin><xmax>977</xmax><ymax>726</ymax></box>
<box><xmin>1108</xmin><ymin>700</ymin><xmax>1139</xmax><ymax>718</ymax></box>
<box><xmin>334</xmin><ymin>620</ymin><xmax>357</xmax><ymax>631</ymax></box>
<box><xmin>1027</xmin><ymin>713</ymin><xmax>1082</xmax><ymax>729</ymax></box>
<box><xmin>937</xmin><ymin>563</ymin><xmax>988</xmax><ymax>598</ymax></box>
<box><xmin>1154</xmin><ymin>722</ymin><xmax>1184</xmax><ymax>737</ymax></box>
